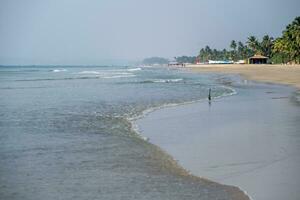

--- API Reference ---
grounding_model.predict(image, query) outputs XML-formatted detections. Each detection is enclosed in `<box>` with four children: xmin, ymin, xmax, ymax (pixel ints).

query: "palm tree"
<box><xmin>261</xmin><ymin>35</ymin><xmax>274</xmax><ymax>58</ymax></box>
<box><xmin>230</xmin><ymin>40</ymin><xmax>237</xmax><ymax>51</ymax></box>
<box><xmin>229</xmin><ymin>40</ymin><xmax>237</xmax><ymax>61</ymax></box>
<box><xmin>212</xmin><ymin>49</ymin><xmax>218</xmax><ymax>60</ymax></box>
<box><xmin>204</xmin><ymin>45</ymin><xmax>212</xmax><ymax>61</ymax></box>
<box><xmin>273</xmin><ymin>37</ymin><xmax>287</xmax><ymax>63</ymax></box>
<box><xmin>247</xmin><ymin>36</ymin><xmax>260</xmax><ymax>54</ymax></box>
<box><xmin>276</xmin><ymin>16</ymin><xmax>300</xmax><ymax>63</ymax></box>
<box><xmin>199</xmin><ymin>48</ymin><xmax>205</xmax><ymax>63</ymax></box>
<box><xmin>237</xmin><ymin>41</ymin><xmax>246</xmax><ymax>59</ymax></box>
<box><xmin>288</xmin><ymin>16</ymin><xmax>300</xmax><ymax>63</ymax></box>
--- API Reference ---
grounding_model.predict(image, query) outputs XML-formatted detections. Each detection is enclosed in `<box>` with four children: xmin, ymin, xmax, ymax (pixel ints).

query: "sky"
<box><xmin>0</xmin><ymin>0</ymin><xmax>299</xmax><ymax>65</ymax></box>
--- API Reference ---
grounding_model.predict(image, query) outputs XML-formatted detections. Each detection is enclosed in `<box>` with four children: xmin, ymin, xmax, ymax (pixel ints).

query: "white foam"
<box><xmin>102</xmin><ymin>74</ymin><xmax>136</xmax><ymax>79</ymax></box>
<box><xmin>128</xmin><ymin>86</ymin><xmax>237</xmax><ymax>124</ymax></box>
<box><xmin>77</xmin><ymin>71</ymin><xmax>100</xmax><ymax>74</ymax></box>
<box><xmin>76</xmin><ymin>71</ymin><xmax>134</xmax><ymax>77</ymax></box>
<box><xmin>127</xmin><ymin>84</ymin><xmax>238</xmax><ymax>140</ymax></box>
<box><xmin>113</xmin><ymin>72</ymin><xmax>133</xmax><ymax>75</ymax></box>
<box><xmin>127</xmin><ymin>67</ymin><xmax>142</xmax><ymax>72</ymax></box>
<box><xmin>215</xmin><ymin>85</ymin><xmax>238</xmax><ymax>99</ymax></box>
<box><xmin>152</xmin><ymin>78</ymin><xmax>183</xmax><ymax>83</ymax></box>
<box><xmin>52</xmin><ymin>69</ymin><xmax>67</xmax><ymax>72</ymax></box>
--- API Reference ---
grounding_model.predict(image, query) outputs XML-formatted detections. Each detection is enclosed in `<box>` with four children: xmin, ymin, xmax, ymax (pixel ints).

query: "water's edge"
<box><xmin>129</xmin><ymin>76</ymin><xmax>252</xmax><ymax>200</ymax></box>
<box><xmin>132</xmin><ymin>71</ymin><xmax>300</xmax><ymax>200</ymax></box>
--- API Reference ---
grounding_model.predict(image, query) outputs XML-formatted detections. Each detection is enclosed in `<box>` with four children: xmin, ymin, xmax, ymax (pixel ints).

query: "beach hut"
<box><xmin>248</xmin><ymin>54</ymin><xmax>268</xmax><ymax>64</ymax></box>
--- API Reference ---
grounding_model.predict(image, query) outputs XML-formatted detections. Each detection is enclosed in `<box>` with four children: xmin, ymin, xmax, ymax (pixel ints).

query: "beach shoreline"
<box><xmin>186</xmin><ymin>64</ymin><xmax>300</xmax><ymax>89</ymax></box>
<box><xmin>136</xmin><ymin>73</ymin><xmax>300</xmax><ymax>200</ymax></box>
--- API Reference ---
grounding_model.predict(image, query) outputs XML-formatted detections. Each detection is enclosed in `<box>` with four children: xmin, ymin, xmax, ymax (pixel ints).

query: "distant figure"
<box><xmin>208</xmin><ymin>88</ymin><xmax>212</xmax><ymax>101</ymax></box>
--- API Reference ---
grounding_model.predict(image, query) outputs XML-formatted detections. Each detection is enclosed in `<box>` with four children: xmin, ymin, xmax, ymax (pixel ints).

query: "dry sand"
<box><xmin>187</xmin><ymin>64</ymin><xmax>300</xmax><ymax>89</ymax></box>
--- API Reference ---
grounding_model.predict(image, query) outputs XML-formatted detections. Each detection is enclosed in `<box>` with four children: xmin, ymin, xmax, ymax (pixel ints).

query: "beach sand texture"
<box><xmin>187</xmin><ymin>64</ymin><xmax>300</xmax><ymax>89</ymax></box>
<box><xmin>136</xmin><ymin>79</ymin><xmax>300</xmax><ymax>200</ymax></box>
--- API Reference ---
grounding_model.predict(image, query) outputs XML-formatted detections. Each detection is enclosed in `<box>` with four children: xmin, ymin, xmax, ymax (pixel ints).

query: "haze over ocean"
<box><xmin>0</xmin><ymin>0</ymin><xmax>299</xmax><ymax>65</ymax></box>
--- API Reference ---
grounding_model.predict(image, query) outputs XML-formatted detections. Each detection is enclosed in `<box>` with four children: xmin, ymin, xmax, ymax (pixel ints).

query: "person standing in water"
<box><xmin>208</xmin><ymin>88</ymin><xmax>212</xmax><ymax>101</ymax></box>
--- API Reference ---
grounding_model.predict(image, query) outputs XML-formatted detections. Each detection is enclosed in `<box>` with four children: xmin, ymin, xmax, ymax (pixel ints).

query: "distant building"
<box><xmin>248</xmin><ymin>54</ymin><xmax>268</xmax><ymax>64</ymax></box>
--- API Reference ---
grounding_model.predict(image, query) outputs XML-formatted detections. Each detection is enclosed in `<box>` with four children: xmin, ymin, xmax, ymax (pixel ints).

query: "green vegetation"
<box><xmin>142</xmin><ymin>17</ymin><xmax>300</xmax><ymax>65</ymax></box>
<box><xmin>142</xmin><ymin>57</ymin><xmax>169</xmax><ymax>65</ymax></box>
<box><xmin>198</xmin><ymin>36</ymin><xmax>273</xmax><ymax>63</ymax></box>
<box><xmin>273</xmin><ymin>16</ymin><xmax>300</xmax><ymax>64</ymax></box>
<box><xmin>198</xmin><ymin>42</ymin><xmax>254</xmax><ymax>62</ymax></box>
<box><xmin>175</xmin><ymin>56</ymin><xmax>196</xmax><ymax>64</ymax></box>
<box><xmin>197</xmin><ymin>16</ymin><xmax>300</xmax><ymax>64</ymax></box>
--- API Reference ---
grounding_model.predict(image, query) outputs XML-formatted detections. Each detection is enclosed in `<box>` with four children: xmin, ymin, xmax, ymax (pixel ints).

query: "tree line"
<box><xmin>143</xmin><ymin>16</ymin><xmax>299</xmax><ymax>65</ymax></box>
<box><xmin>142</xmin><ymin>57</ymin><xmax>169</xmax><ymax>65</ymax></box>
<box><xmin>273</xmin><ymin>16</ymin><xmax>300</xmax><ymax>64</ymax></box>
<box><xmin>196</xmin><ymin>16</ymin><xmax>300</xmax><ymax>64</ymax></box>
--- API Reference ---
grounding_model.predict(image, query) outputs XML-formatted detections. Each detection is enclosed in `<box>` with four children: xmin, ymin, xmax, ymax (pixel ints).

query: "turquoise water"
<box><xmin>0</xmin><ymin>66</ymin><xmax>242</xmax><ymax>200</ymax></box>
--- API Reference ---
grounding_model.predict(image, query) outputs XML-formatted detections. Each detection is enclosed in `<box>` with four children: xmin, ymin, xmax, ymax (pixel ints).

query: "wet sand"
<box><xmin>136</xmin><ymin>79</ymin><xmax>300</xmax><ymax>200</ymax></box>
<box><xmin>187</xmin><ymin>64</ymin><xmax>300</xmax><ymax>89</ymax></box>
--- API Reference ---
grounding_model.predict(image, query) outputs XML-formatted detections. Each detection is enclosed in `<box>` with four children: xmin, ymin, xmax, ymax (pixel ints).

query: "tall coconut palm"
<box><xmin>212</xmin><ymin>49</ymin><xmax>218</xmax><ymax>60</ymax></box>
<box><xmin>273</xmin><ymin>37</ymin><xmax>288</xmax><ymax>63</ymax></box>
<box><xmin>247</xmin><ymin>36</ymin><xmax>260</xmax><ymax>54</ymax></box>
<box><xmin>230</xmin><ymin>40</ymin><xmax>237</xmax><ymax>51</ymax></box>
<box><xmin>289</xmin><ymin>16</ymin><xmax>300</xmax><ymax>63</ymax></box>
<box><xmin>199</xmin><ymin>48</ymin><xmax>205</xmax><ymax>62</ymax></box>
<box><xmin>230</xmin><ymin>40</ymin><xmax>237</xmax><ymax>60</ymax></box>
<box><xmin>261</xmin><ymin>35</ymin><xmax>274</xmax><ymax>58</ymax></box>
<box><xmin>280</xmin><ymin>16</ymin><xmax>300</xmax><ymax>63</ymax></box>
<box><xmin>237</xmin><ymin>41</ymin><xmax>246</xmax><ymax>59</ymax></box>
<box><xmin>204</xmin><ymin>45</ymin><xmax>212</xmax><ymax>61</ymax></box>
<box><xmin>222</xmin><ymin>49</ymin><xmax>228</xmax><ymax>60</ymax></box>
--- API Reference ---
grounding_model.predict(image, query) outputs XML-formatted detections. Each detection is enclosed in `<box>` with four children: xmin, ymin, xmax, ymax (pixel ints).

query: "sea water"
<box><xmin>0</xmin><ymin>65</ymin><xmax>243</xmax><ymax>200</ymax></box>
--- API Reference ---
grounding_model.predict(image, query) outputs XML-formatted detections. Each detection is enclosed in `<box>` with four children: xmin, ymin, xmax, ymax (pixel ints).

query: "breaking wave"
<box><xmin>51</xmin><ymin>69</ymin><xmax>67</xmax><ymax>72</ymax></box>
<box><xmin>127</xmin><ymin>67</ymin><xmax>142</xmax><ymax>72</ymax></box>
<box><xmin>140</xmin><ymin>78</ymin><xmax>184</xmax><ymax>83</ymax></box>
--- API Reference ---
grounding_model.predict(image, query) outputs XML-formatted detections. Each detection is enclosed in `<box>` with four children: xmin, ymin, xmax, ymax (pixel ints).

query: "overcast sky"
<box><xmin>0</xmin><ymin>0</ymin><xmax>299</xmax><ymax>65</ymax></box>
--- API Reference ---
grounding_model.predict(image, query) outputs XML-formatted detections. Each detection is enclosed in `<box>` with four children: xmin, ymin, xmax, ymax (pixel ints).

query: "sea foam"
<box><xmin>127</xmin><ymin>67</ymin><xmax>142</xmax><ymax>72</ymax></box>
<box><xmin>52</xmin><ymin>69</ymin><xmax>67</xmax><ymax>72</ymax></box>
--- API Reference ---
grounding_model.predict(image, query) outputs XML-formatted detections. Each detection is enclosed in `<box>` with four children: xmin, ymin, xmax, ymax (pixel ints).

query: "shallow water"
<box><xmin>0</xmin><ymin>65</ymin><xmax>246</xmax><ymax>200</ymax></box>
<box><xmin>137</xmin><ymin>78</ymin><xmax>300</xmax><ymax>200</ymax></box>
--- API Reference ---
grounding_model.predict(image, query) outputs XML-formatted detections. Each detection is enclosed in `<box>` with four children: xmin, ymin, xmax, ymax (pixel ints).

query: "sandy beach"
<box><xmin>136</xmin><ymin>77</ymin><xmax>300</xmax><ymax>200</ymax></box>
<box><xmin>187</xmin><ymin>64</ymin><xmax>300</xmax><ymax>89</ymax></box>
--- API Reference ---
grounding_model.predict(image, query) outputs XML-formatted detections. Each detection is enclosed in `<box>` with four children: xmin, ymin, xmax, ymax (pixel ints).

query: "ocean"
<box><xmin>0</xmin><ymin>65</ymin><xmax>244</xmax><ymax>200</ymax></box>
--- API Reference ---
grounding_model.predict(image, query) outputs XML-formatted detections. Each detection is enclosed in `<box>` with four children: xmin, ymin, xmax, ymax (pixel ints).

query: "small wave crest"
<box><xmin>77</xmin><ymin>71</ymin><xmax>101</xmax><ymax>75</ymax></box>
<box><xmin>52</xmin><ymin>69</ymin><xmax>67</xmax><ymax>72</ymax></box>
<box><xmin>77</xmin><ymin>71</ymin><xmax>133</xmax><ymax>75</ymax></box>
<box><xmin>16</xmin><ymin>73</ymin><xmax>136</xmax><ymax>81</ymax></box>
<box><xmin>77</xmin><ymin>71</ymin><xmax>136</xmax><ymax>79</ymax></box>
<box><xmin>141</xmin><ymin>78</ymin><xmax>183</xmax><ymax>84</ymax></box>
<box><xmin>75</xmin><ymin>71</ymin><xmax>136</xmax><ymax>79</ymax></box>
<box><xmin>103</xmin><ymin>74</ymin><xmax>136</xmax><ymax>79</ymax></box>
<box><xmin>127</xmin><ymin>67</ymin><xmax>142</xmax><ymax>72</ymax></box>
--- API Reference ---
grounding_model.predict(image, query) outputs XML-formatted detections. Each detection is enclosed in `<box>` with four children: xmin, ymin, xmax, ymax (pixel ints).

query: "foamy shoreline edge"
<box><xmin>128</xmin><ymin>73</ymin><xmax>252</xmax><ymax>200</ymax></box>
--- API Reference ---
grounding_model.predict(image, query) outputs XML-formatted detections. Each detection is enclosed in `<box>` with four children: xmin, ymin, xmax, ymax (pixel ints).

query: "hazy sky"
<box><xmin>0</xmin><ymin>0</ymin><xmax>299</xmax><ymax>65</ymax></box>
